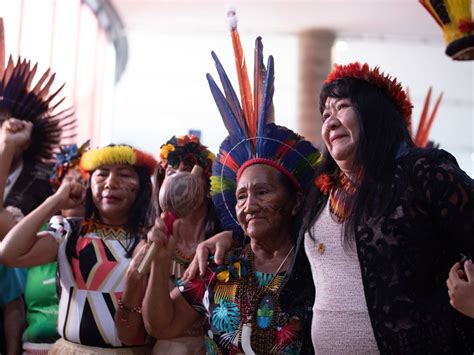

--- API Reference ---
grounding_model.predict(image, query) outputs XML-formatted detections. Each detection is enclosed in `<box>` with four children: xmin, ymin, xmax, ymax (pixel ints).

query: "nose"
<box><xmin>243</xmin><ymin>193</ymin><xmax>259</xmax><ymax>214</ymax></box>
<box><xmin>325</xmin><ymin>113</ymin><xmax>340</xmax><ymax>130</ymax></box>
<box><xmin>104</xmin><ymin>172</ymin><xmax>118</xmax><ymax>189</ymax></box>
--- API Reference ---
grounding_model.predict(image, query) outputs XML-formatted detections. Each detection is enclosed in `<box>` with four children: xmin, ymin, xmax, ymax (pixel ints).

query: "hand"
<box><xmin>0</xmin><ymin>118</ymin><xmax>32</xmax><ymax>151</ymax></box>
<box><xmin>447</xmin><ymin>260</ymin><xmax>474</xmax><ymax>318</ymax></box>
<box><xmin>182</xmin><ymin>230</ymin><xmax>233</xmax><ymax>281</ymax></box>
<box><xmin>147</xmin><ymin>215</ymin><xmax>176</xmax><ymax>260</ymax></box>
<box><xmin>52</xmin><ymin>179</ymin><xmax>86</xmax><ymax>211</ymax></box>
<box><xmin>125</xmin><ymin>242</ymin><xmax>150</xmax><ymax>284</ymax></box>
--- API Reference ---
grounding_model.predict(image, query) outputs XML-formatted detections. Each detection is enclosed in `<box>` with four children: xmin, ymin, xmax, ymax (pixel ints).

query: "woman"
<box><xmin>188</xmin><ymin>62</ymin><xmax>474</xmax><ymax>354</ymax></box>
<box><xmin>0</xmin><ymin>144</ymin><xmax>156</xmax><ymax>354</ymax></box>
<box><xmin>23</xmin><ymin>142</ymin><xmax>89</xmax><ymax>355</ymax></box>
<box><xmin>136</xmin><ymin>29</ymin><xmax>317</xmax><ymax>354</ymax></box>
<box><xmin>116</xmin><ymin>135</ymin><xmax>221</xmax><ymax>354</ymax></box>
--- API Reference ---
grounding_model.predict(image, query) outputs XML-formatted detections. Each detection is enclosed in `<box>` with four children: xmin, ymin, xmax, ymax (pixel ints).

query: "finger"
<box><xmin>198</xmin><ymin>245</ymin><xmax>209</xmax><ymax>277</ymax></box>
<box><xmin>183</xmin><ymin>258</ymin><xmax>198</xmax><ymax>281</ymax></box>
<box><xmin>449</xmin><ymin>262</ymin><xmax>462</xmax><ymax>282</ymax></box>
<box><xmin>214</xmin><ymin>244</ymin><xmax>226</xmax><ymax>265</ymax></box>
<box><xmin>155</xmin><ymin>216</ymin><xmax>168</xmax><ymax>235</ymax></box>
<box><xmin>464</xmin><ymin>259</ymin><xmax>474</xmax><ymax>282</ymax></box>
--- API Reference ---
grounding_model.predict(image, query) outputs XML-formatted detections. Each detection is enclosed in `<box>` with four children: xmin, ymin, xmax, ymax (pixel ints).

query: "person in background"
<box><xmin>22</xmin><ymin>141</ymin><xmax>89</xmax><ymax>355</ymax></box>
<box><xmin>116</xmin><ymin>135</ymin><xmax>222</xmax><ymax>354</ymax></box>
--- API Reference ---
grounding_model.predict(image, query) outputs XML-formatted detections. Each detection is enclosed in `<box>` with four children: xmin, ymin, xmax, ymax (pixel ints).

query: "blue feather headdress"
<box><xmin>209</xmin><ymin>12</ymin><xmax>321</xmax><ymax>230</ymax></box>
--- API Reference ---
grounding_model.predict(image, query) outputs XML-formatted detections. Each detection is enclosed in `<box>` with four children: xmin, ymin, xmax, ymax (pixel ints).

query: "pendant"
<box><xmin>318</xmin><ymin>242</ymin><xmax>326</xmax><ymax>255</ymax></box>
<box><xmin>241</xmin><ymin>322</ymin><xmax>256</xmax><ymax>355</ymax></box>
<box><xmin>256</xmin><ymin>294</ymin><xmax>275</xmax><ymax>329</ymax></box>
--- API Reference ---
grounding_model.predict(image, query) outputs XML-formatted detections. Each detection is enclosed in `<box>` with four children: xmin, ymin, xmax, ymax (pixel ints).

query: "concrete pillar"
<box><xmin>298</xmin><ymin>29</ymin><xmax>335</xmax><ymax>147</ymax></box>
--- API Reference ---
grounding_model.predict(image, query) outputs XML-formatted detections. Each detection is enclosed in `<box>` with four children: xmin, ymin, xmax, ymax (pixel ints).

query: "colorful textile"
<box><xmin>178</xmin><ymin>247</ymin><xmax>314</xmax><ymax>354</ymax></box>
<box><xmin>46</xmin><ymin>217</ymin><xmax>145</xmax><ymax>348</ymax></box>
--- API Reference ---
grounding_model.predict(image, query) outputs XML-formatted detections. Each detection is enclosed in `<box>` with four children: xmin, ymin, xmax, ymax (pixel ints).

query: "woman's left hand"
<box><xmin>147</xmin><ymin>215</ymin><xmax>177</xmax><ymax>260</ymax></box>
<box><xmin>447</xmin><ymin>260</ymin><xmax>474</xmax><ymax>318</ymax></box>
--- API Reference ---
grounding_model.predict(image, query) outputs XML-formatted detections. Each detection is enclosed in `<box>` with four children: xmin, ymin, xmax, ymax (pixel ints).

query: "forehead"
<box><xmin>237</xmin><ymin>164</ymin><xmax>281</xmax><ymax>187</ymax></box>
<box><xmin>93</xmin><ymin>164</ymin><xmax>136</xmax><ymax>173</ymax></box>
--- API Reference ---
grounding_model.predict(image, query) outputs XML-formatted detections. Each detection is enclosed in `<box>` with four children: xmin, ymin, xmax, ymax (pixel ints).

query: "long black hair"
<box><xmin>65</xmin><ymin>165</ymin><xmax>153</xmax><ymax>261</ymax></box>
<box><xmin>302</xmin><ymin>77</ymin><xmax>414</xmax><ymax>247</ymax></box>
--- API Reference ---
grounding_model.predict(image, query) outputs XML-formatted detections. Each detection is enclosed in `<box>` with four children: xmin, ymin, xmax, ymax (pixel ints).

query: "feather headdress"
<box><xmin>0</xmin><ymin>18</ymin><xmax>76</xmax><ymax>161</ymax></box>
<box><xmin>419</xmin><ymin>0</ymin><xmax>474</xmax><ymax>60</ymax></box>
<box><xmin>209</xmin><ymin>11</ymin><xmax>321</xmax><ymax>230</ymax></box>
<box><xmin>411</xmin><ymin>87</ymin><xmax>443</xmax><ymax>148</ymax></box>
<box><xmin>80</xmin><ymin>144</ymin><xmax>157</xmax><ymax>175</ymax></box>
<box><xmin>50</xmin><ymin>141</ymin><xmax>90</xmax><ymax>188</ymax></box>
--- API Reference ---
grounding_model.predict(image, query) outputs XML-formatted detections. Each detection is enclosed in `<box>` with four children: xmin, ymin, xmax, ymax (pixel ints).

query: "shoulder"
<box><xmin>397</xmin><ymin>148</ymin><xmax>459</xmax><ymax>171</ymax></box>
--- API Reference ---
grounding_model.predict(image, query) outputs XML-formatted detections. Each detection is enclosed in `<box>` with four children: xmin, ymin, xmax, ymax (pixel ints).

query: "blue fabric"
<box><xmin>0</xmin><ymin>265</ymin><xmax>26</xmax><ymax>304</ymax></box>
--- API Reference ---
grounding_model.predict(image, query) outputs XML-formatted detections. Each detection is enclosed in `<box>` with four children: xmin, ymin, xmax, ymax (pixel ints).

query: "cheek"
<box><xmin>123</xmin><ymin>179</ymin><xmax>140</xmax><ymax>193</ymax></box>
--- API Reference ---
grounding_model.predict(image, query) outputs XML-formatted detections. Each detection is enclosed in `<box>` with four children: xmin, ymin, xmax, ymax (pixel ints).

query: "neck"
<box><xmin>176</xmin><ymin>200</ymin><xmax>208</xmax><ymax>244</ymax></box>
<box><xmin>250</xmin><ymin>232</ymin><xmax>293</xmax><ymax>261</ymax></box>
<box><xmin>99</xmin><ymin>214</ymin><xmax>128</xmax><ymax>227</ymax></box>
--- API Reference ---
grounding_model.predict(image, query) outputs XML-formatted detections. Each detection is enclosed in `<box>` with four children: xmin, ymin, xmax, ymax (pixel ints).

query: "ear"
<box><xmin>291</xmin><ymin>192</ymin><xmax>303</xmax><ymax>216</ymax></box>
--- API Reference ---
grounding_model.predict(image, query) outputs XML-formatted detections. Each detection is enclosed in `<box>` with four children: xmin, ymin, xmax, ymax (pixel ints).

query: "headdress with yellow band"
<box><xmin>159</xmin><ymin>135</ymin><xmax>215</xmax><ymax>177</ymax></box>
<box><xmin>208</xmin><ymin>11</ymin><xmax>321</xmax><ymax>230</ymax></box>
<box><xmin>80</xmin><ymin>144</ymin><xmax>157</xmax><ymax>175</ymax></box>
<box><xmin>420</xmin><ymin>0</ymin><xmax>474</xmax><ymax>60</ymax></box>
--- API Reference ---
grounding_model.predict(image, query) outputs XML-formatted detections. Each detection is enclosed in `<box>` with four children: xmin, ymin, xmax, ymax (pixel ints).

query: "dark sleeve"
<box><xmin>177</xmin><ymin>269</ymin><xmax>212</xmax><ymax>315</ymax></box>
<box><xmin>411</xmin><ymin>149</ymin><xmax>474</xmax><ymax>256</ymax></box>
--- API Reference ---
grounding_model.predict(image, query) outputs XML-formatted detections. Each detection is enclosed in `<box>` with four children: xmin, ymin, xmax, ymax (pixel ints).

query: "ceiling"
<box><xmin>113</xmin><ymin>0</ymin><xmax>442</xmax><ymax>40</ymax></box>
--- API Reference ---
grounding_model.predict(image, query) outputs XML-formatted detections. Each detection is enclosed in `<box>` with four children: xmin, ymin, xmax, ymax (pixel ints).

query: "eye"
<box><xmin>322</xmin><ymin>112</ymin><xmax>330</xmax><ymax>122</ymax></box>
<box><xmin>336</xmin><ymin>102</ymin><xmax>349</xmax><ymax>110</ymax></box>
<box><xmin>257</xmin><ymin>189</ymin><xmax>268</xmax><ymax>197</ymax></box>
<box><xmin>237</xmin><ymin>192</ymin><xmax>247</xmax><ymax>200</ymax></box>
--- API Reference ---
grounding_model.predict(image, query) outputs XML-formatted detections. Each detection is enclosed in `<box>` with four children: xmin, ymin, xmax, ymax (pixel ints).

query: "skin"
<box><xmin>116</xmin><ymin>161</ymin><xmax>210</xmax><ymax>345</ymax></box>
<box><xmin>136</xmin><ymin>164</ymin><xmax>300</xmax><ymax>341</ymax></box>
<box><xmin>321</xmin><ymin>97</ymin><xmax>360</xmax><ymax>174</ymax></box>
<box><xmin>447</xmin><ymin>260</ymin><xmax>474</xmax><ymax>318</ymax></box>
<box><xmin>0</xmin><ymin>163</ymin><xmax>139</xmax><ymax>267</ymax></box>
<box><xmin>91</xmin><ymin>165</ymin><xmax>140</xmax><ymax>226</ymax></box>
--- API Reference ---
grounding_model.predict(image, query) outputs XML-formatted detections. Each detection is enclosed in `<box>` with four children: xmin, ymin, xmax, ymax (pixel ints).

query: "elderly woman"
<box><xmin>135</xmin><ymin>32</ymin><xmax>318</xmax><ymax>354</ymax></box>
<box><xmin>116</xmin><ymin>135</ymin><xmax>221</xmax><ymax>354</ymax></box>
<box><xmin>0</xmin><ymin>144</ymin><xmax>156</xmax><ymax>354</ymax></box>
<box><xmin>188</xmin><ymin>62</ymin><xmax>474</xmax><ymax>354</ymax></box>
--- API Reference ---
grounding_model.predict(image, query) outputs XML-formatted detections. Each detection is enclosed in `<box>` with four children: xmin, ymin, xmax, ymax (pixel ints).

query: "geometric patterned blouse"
<box><xmin>46</xmin><ymin>217</ymin><xmax>144</xmax><ymax>348</ymax></box>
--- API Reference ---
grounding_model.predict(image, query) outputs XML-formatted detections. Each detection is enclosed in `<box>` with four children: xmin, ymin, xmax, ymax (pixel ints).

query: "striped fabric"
<box><xmin>48</xmin><ymin>218</ymin><xmax>141</xmax><ymax>348</ymax></box>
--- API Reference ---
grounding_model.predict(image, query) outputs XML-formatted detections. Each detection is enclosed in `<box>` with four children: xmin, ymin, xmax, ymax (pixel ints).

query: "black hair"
<box><xmin>65</xmin><ymin>165</ymin><xmax>152</xmax><ymax>261</ymax></box>
<box><xmin>302</xmin><ymin>77</ymin><xmax>414</xmax><ymax>247</ymax></box>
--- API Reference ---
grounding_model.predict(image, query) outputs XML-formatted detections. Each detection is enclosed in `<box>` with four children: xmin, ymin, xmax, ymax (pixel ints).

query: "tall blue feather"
<box><xmin>207</xmin><ymin>73</ymin><xmax>245</xmax><ymax>138</ymax></box>
<box><xmin>211</xmin><ymin>51</ymin><xmax>247</xmax><ymax>135</ymax></box>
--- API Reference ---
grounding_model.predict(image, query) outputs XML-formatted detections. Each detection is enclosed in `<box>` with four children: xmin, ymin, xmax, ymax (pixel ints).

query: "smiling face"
<box><xmin>90</xmin><ymin>164</ymin><xmax>140</xmax><ymax>226</ymax></box>
<box><xmin>235</xmin><ymin>164</ymin><xmax>299</xmax><ymax>241</ymax></box>
<box><xmin>321</xmin><ymin>97</ymin><xmax>360</xmax><ymax>172</ymax></box>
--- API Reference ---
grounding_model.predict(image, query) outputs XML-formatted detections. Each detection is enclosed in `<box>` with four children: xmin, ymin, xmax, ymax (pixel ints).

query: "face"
<box><xmin>235</xmin><ymin>164</ymin><xmax>299</xmax><ymax>240</ymax></box>
<box><xmin>90</xmin><ymin>164</ymin><xmax>140</xmax><ymax>225</ymax></box>
<box><xmin>321</xmin><ymin>97</ymin><xmax>360</xmax><ymax>170</ymax></box>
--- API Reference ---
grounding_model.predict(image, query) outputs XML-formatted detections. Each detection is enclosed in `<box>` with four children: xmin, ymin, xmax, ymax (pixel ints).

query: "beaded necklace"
<box><xmin>328</xmin><ymin>170</ymin><xmax>357</xmax><ymax>223</ymax></box>
<box><xmin>237</xmin><ymin>244</ymin><xmax>295</xmax><ymax>354</ymax></box>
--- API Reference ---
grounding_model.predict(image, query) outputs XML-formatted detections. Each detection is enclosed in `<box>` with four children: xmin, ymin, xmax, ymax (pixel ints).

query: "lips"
<box><xmin>102</xmin><ymin>194</ymin><xmax>121</xmax><ymax>203</ymax></box>
<box><xmin>330</xmin><ymin>134</ymin><xmax>348</xmax><ymax>142</ymax></box>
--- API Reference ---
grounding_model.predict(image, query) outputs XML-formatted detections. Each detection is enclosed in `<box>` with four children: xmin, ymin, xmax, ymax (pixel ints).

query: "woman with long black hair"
<box><xmin>0</xmin><ymin>144</ymin><xmax>156</xmax><ymax>354</ymax></box>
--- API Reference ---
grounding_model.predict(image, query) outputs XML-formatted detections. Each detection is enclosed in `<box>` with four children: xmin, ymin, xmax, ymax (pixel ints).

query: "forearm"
<box><xmin>0</xmin><ymin>195</ymin><xmax>60</xmax><ymax>264</ymax></box>
<box><xmin>3</xmin><ymin>297</ymin><xmax>25</xmax><ymax>355</ymax></box>
<box><xmin>0</xmin><ymin>142</ymin><xmax>16</xmax><ymax>205</ymax></box>
<box><xmin>115</xmin><ymin>276</ymin><xmax>147</xmax><ymax>345</ymax></box>
<box><xmin>142</xmin><ymin>256</ymin><xmax>181</xmax><ymax>338</ymax></box>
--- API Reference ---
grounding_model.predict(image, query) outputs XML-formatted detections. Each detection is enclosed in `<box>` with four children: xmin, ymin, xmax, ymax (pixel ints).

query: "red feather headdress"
<box><xmin>325</xmin><ymin>62</ymin><xmax>413</xmax><ymax>125</ymax></box>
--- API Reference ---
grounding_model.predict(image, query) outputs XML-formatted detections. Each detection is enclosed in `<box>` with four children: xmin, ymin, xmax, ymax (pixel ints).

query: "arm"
<box><xmin>115</xmin><ymin>240</ymin><xmax>149</xmax><ymax>345</ymax></box>
<box><xmin>2</xmin><ymin>296</ymin><xmax>25</xmax><ymax>355</ymax></box>
<box><xmin>142</xmin><ymin>219</ymin><xmax>201</xmax><ymax>339</ymax></box>
<box><xmin>182</xmin><ymin>230</ymin><xmax>235</xmax><ymax>280</ymax></box>
<box><xmin>0</xmin><ymin>180</ymin><xmax>85</xmax><ymax>267</ymax></box>
<box><xmin>0</xmin><ymin>119</ymin><xmax>33</xmax><ymax>239</ymax></box>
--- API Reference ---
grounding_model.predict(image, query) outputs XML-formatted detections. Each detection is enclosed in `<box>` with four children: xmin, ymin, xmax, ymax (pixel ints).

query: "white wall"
<box><xmin>110</xmin><ymin>30</ymin><xmax>474</xmax><ymax>176</ymax></box>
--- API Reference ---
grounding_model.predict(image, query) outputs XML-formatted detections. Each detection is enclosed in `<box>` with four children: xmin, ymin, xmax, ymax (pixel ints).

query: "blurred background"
<box><xmin>1</xmin><ymin>0</ymin><xmax>473</xmax><ymax>175</ymax></box>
